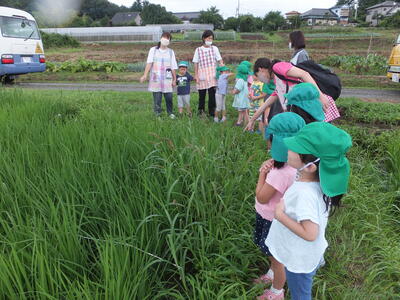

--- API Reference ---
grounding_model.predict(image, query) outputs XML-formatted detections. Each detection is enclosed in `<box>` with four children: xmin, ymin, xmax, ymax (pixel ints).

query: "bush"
<box><xmin>40</xmin><ymin>31</ymin><xmax>80</xmax><ymax>48</ymax></box>
<box><xmin>320</xmin><ymin>54</ymin><xmax>387</xmax><ymax>75</ymax></box>
<box><xmin>46</xmin><ymin>58</ymin><xmax>126</xmax><ymax>73</ymax></box>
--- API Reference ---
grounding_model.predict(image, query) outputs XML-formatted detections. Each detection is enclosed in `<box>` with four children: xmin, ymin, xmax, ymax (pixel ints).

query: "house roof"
<box><xmin>173</xmin><ymin>12</ymin><xmax>201</xmax><ymax>20</ymax></box>
<box><xmin>366</xmin><ymin>1</ymin><xmax>398</xmax><ymax>10</ymax></box>
<box><xmin>286</xmin><ymin>11</ymin><xmax>301</xmax><ymax>15</ymax></box>
<box><xmin>331</xmin><ymin>4</ymin><xmax>349</xmax><ymax>10</ymax></box>
<box><xmin>301</xmin><ymin>8</ymin><xmax>338</xmax><ymax>19</ymax></box>
<box><xmin>111</xmin><ymin>12</ymin><xmax>140</xmax><ymax>25</ymax></box>
<box><xmin>387</xmin><ymin>5</ymin><xmax>400</xmax><ymax>14</ymax></box>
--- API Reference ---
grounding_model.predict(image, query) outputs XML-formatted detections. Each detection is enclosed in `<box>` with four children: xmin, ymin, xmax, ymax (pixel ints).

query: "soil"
<box><xmin>45</xmin><ymin>38</ymin><xmax>393</xmax><ymax>65</ymax></box>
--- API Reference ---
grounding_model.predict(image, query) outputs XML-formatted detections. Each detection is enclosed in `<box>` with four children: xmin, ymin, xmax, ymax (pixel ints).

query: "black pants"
<box><xmin>198</xmin><ymin>87</ymin><xmax>216</xmax><ymax>117</ymax></box>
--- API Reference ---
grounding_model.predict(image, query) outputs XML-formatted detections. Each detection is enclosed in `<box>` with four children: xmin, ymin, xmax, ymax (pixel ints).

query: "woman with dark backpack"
<box><xmin>245</xmin><ymin>58</ymin><xmax>340</xmax><ymax>131</ymax></box>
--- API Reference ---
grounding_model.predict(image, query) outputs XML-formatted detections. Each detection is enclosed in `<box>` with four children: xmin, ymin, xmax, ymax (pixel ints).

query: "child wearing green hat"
<box><xmin>232</xmin><ymin>63</ymin><xmax>251</xmax><ymax>126</ymax></box>
<box><xmin>285</xmin><ymin>83</ymin><xmax>325</xmax><ymax>124</ymax></box>
<box><xmin>248</xmin><ymin>73</ymin><xmax>268</xmax><ymax>133</ymax></box>
<box><xmin>214</xmin><ymin>66</ymin><xmax>233</xmax><ymax>123</ymax></box>
<box><xmin>254</xmin><ymin>113</ymin><xmax>305</xmax><ymax>300</ymax></box>
<box><xmin>176</xmin><ymin>61</ymin><xmax>194</xmax><ymax>116</ymax></box>
<box><xmin>265</xmin><ymin>122</ymin><xmax>352</xmax><ymax>300</ymax></box>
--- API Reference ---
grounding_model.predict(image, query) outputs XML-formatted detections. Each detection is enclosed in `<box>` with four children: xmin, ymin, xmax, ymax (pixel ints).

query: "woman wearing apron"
<box><xmin>193</xmin><ymin>30</ymin><xmax>224</xmax><ymax>117</ymax></box>
<box><xmin>140</xmin><ymin>32</ymin><xmax>178</xmax><ymax>118</ymax></box>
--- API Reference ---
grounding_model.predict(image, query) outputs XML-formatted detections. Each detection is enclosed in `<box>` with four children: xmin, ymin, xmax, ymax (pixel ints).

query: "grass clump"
<box><xmin>40</xmin><ymin>31</ymin><xmax>80</xmax><ymax>48</ymax></box>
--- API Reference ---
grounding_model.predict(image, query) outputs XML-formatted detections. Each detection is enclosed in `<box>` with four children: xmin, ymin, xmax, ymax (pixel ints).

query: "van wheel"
<box><xmin>3</xmin><ymin>76</ymin><xmax>16</xmax><ymax>85</ymax></box>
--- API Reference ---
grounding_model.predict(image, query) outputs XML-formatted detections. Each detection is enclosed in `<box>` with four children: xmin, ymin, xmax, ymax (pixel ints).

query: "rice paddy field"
<box><xmin>0</xmin><ymin>88</ymin><xmax>399</xmax><ymax>299</ymax></box>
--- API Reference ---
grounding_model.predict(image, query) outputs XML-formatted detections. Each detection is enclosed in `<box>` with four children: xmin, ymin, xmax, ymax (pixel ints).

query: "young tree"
<box><xmin>379</xmin><ymin>11</ymin><xmax>400</xmax><ymax>28</ymax></box>
<box><xmin>263</xmin><ymin>11</ymin><xmax>285</xmax><ymax>31</ymax></box>
<box><xmin>287</xmin><ymin>15</ymin><xmax>302</xmax><ymax>29</ymax></box>
<box><xmin>131</xmin><ymin>0</ymin><xmax>149</xmax><ymax>12</ymax></box>
<box><xmin>238</xmin><ymin>14</ymin><xmax>257</xmax><ymax>32</ymax></box>
<box><xmin>224</xmin><ymin>17</ymin><xmax>239</xmax><ymax>31</ymax></box>
<box><xmin>140</xmin><ymin>3</ymin><xmax>182</xmax><ymax>25</ymax></box>
<box><xmin>195</xmin><ymin>6</ymin><xmax>224</xmax><ymax>29</ymax></box>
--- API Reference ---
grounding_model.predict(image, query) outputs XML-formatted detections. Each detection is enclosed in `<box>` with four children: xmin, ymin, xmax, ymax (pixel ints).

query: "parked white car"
<box><xmin>0</xmin><ymin>6</ymin><xmax>46</xmax><ymax>84</ymax></box>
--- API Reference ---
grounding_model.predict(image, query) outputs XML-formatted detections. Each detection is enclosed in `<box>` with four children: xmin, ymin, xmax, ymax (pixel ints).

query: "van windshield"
<box><xmin>0</xmin><ymin>16</ymin><xmax>40</xmax><ymax>40</ymax></box>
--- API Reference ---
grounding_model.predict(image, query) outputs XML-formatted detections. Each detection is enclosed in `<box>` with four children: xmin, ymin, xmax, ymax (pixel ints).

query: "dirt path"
<box><xmin>14</xmin><ymin>83</ymin><xmax>400</xmax><ymax>102</ymax></box>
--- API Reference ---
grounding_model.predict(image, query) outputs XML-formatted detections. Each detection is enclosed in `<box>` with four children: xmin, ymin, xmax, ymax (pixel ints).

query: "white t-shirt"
<box><xmin>265</xmin><ymin>181</ymin><xmax>328</xmax><ymax>273</ymax></box>
<box><xmin>146</xmin><ymin>47</ymin><xmax>178</xmax><ymax>69</ymax></box>
<box><xmin>192</xmin><ymin>45</ymin><xmax>222</xmax><ymax>63</ymax></box>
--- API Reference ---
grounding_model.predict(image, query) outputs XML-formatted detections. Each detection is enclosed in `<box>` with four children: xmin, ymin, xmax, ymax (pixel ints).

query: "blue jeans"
<box><xmin>285</xmin><ymin>267</ymin><xmax>317</xmax><ymax>300</ymax></box>
<box><xmin>153</xmin><ymin>92</ymin><xmax>173</xmax><ymax>116</ymax></box>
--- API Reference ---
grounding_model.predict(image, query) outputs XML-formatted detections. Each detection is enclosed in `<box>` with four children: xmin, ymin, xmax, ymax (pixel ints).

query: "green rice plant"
<box><xmin>386</xmin><ymin>135</ymin><xmax>400</xmax><ymax>190</ymax></box>
<box><xmin>0</xmin><ymin>89</ymin><xmax>398</xmax><ymax>299</ymax></box>
<box><xmin>336</xmin><ymin>98</ymin><xmax>400</xmax><ymax>126</ymax></box>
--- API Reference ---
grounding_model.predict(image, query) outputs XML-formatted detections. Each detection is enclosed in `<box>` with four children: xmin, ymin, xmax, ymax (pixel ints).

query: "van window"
<box><xmin>0</xmin><ymin>16</ymin><xmax>40</xmax><ymax>40</ymax></box>
<box><xmin>397</xmin><ymin>34</ymin><xmax>400</xmax><ymax>44</ymax></box>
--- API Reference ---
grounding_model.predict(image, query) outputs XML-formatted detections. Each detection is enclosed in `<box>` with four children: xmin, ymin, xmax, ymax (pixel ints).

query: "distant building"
<box><xmin>173</xmin><ymin>12</ymin><xmax>201</xmax><ymax>24</ymax></box>
<box><xmin>301</xmin><ymin>8</ymin><xmax>339</xmax><ymax>26</ymax></box>
<box><xmin>366</xmin><ymin>1</ymin><xmax>400</xmax><ymax>26</ymax></box>
<box><xmin>111</xmin><ymin>12</ymin><xmax>141</xmax><ymax>26</ymax></box>
<box><xmin>330</xmin><ymin>4</ymin><xmax>350</xmax><ymax>24</ymax></box>
<box><xmin>285</xmin><ymin>11</ymin><xmax>301</xmax><ymax>19</ymax></box>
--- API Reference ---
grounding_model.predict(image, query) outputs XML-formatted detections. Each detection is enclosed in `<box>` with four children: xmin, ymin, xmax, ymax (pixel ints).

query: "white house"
<box><xmin>366</xmin><ymin>1</ymin><xmax>400</xmax><ymax>26</ymax></box>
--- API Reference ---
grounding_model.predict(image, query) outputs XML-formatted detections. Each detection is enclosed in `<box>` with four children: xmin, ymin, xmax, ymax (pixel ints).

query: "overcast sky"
<box><xmin>108</xmin><ymin>0</ymin><xmax>338</xmax><ymax>18</ymax></box>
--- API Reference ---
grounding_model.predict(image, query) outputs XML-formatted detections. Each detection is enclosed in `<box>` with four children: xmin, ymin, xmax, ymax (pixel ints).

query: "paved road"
<box><xmin>14</xmin><ymin>82</ymin><xmax>400</xmax><ymax>102</ymax></box>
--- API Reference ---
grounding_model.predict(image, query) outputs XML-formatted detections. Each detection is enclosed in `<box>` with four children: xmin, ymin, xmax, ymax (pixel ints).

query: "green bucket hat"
<box><xmin>236</xmin><ymin>64</ymin><xmax>249</xmax><ymax>81</ymax></box>
<box><xmin>283</xmin><ymin>122</ymin><xmax>352</xmax><ymax>197</ymax></box>
<box><xmin>284</xmin><ymin>83</ymin><xmax>325</xmax><ymax>122</ymax></box>
<box><xmin>216</xmin><ymin>66</ymin><xmax>230</xmax><ymax>79</ymax></box>
<box><xmin>265</xmin><ymin>112</ymin><xmax>306</xmax><ymax>162</ymax></box>
<box><xmin>240</xmin><ymin>60</ymin><xmax>254</xmax><ymax>75</ymax></box>
<box><xmin>178</xmin><ymin>61</ymin><xmax>189</xmax><ymax>68</ymax></box>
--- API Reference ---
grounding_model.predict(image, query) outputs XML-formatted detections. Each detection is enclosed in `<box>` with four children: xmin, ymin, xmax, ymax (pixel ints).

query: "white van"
<box><xmin>0</xmin><ymin>6</ymin><xmax>46</xmax><ymax>84</ymax></box>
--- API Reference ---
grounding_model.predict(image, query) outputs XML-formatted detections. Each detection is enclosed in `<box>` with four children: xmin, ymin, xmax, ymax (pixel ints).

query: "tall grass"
<box><xmin>0</xmin><ymin>89</ymin><xmax>398</xmax><ymax>298</ymax></box>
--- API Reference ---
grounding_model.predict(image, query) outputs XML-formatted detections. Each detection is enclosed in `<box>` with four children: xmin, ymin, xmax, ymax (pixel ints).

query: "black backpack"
<box><xmin>273</xmin><ymin>60</ymin><xmax>342</xmax><ymax>100</ymax></box>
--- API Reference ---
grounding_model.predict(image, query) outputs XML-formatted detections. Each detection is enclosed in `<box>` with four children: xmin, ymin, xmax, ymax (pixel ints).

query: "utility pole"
<box><xmin>354</xmin><ymin>0</ymin><xmax>358</xmax><ymax>20</ymax></box>
<box><xmin>236</xmin><ymin>0</ymin><xmax>240</xmax><ymax>32</ymax></box>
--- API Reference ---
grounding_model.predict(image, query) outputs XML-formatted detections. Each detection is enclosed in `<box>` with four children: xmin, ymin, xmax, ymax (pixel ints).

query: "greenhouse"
<box><xmin>40</xmin><ymin>26</ymin><xmax>163</xmax><ymax>43</ymax></box>
<box><xmin>146</xmin><ymin>23</ymin><xmax>214</xmax><ymax>33</ymax></box>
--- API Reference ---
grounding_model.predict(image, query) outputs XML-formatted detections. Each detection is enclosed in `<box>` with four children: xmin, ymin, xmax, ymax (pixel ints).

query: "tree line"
<box><xmin>0</xmin><ymin>0</ymin><xmax>398</xmax><ymax>29</ymax></box>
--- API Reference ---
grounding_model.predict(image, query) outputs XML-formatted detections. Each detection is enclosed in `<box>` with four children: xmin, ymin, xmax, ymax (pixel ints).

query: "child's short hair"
<box><xmin>287</xmin><ymin>104</ymin><xmax>317</xmax><ymax>124</ymax></box>
<box><xmin>269</xmin><ymin>135</ymin><xmax>285</xmax><ymax>169</ymax></box>
<box><xmin>299</xmin><ymin>153</ymin><xmax>343</xmax><ymax>214</ymax></box>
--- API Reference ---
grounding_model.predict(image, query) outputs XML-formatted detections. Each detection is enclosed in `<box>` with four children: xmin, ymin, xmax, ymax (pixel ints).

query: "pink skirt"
<box><xmin>324</xmin><ymin>95</ymin><xmax>340</xmax><ymax>122</ymax></box>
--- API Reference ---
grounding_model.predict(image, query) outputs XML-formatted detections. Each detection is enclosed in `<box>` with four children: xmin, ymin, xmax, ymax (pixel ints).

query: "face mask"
<box><xmin>160</xmin><ymin>38</ymin><xmax>170</xmax><ymax>46</ymax></box>
<box><xmin>205</xmin><ymin>41</ymin><xmax>213</xmax><ymax>46</ymax></box>
<box><xmin>288</xmin><ymin>42</ymin><xmax>292</xmax><ymax>50</ymax></box>
<box><xmin>257</xmin><ymin>73</ymin><xmax>269</xmax><ymax>83</ymax></box>
<box><xmin>296</xmin><ymin>158</ymin><xmax>320</xmax><ymax>180</ymax></box>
